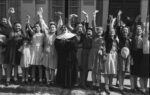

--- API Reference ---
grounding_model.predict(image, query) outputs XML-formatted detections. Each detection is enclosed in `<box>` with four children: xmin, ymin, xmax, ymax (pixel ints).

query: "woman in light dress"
<box><xmin>104</xmin><ymin>17</ymin><xmax>118</xmax><ymax>94</ymax></box>
<box><xmin>42</xmin><ymin>26</ymin><xmax>57</xmax><ymax>85</ymax></box>
<box><xmin>30</xmin><ymin>23</ymin><xmax>44</xmax><ymax>83</ymax></box>
<box><xmin>38</xmin><ymin>10</ymin><xmax>57</xmax><ymax>85</ymax></box>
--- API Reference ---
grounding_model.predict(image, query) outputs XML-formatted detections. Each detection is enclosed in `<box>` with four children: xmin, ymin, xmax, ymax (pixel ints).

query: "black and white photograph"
<box><xmin>0</xmin><ymin>0</ymin><xmax>149</xmax><ymax>95</ymax></box>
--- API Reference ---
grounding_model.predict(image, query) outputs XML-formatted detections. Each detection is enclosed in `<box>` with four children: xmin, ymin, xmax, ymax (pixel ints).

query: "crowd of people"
<box><xmin>0</xmin><ymin>7</ymin><xmax>149</xmax><ymax>95</ymax></box>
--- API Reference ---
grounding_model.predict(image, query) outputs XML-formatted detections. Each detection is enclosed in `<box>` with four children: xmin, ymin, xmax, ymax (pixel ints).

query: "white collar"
<box><xmin>56</xmin><ymin>30</ymin><xmax>76</xmax><ymax>39</ymax></box>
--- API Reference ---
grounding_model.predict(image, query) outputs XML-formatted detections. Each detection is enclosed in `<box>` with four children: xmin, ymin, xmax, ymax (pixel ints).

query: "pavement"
<box><xmin>0</xmin><ymin>67</ymin><xmax>149</xmax><ymax>95</ymax></box>
<box><xmin>0</xmin><ymin>77</ymin><xmax>149</xmax><ymax>95</ymax></box>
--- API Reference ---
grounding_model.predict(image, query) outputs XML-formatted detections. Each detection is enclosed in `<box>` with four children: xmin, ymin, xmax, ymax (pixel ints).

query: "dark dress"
<box><xmin>55</xmin><ymin>36</ymin><xmax>78</xmax><ymax>88</ymax></box>
<box><xmin>4</xmin><ymin>31</ymin><xmax>24</xmax><ymax>65</ymax></box>
<box><xmin>130</xmin><ymin>36</ymin><xmax>143</xmax><ymax>76</ymax></box>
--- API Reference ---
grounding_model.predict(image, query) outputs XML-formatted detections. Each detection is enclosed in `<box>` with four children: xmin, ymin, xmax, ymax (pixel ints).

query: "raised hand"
<box><xmin>118</xmin><ymin>10</ymin><xmax>122</xmax><ymax>16</ymax></box>
<box><xmin>8</xmin><ymin>7</ymin><xmax>15</xmax><ymax>14</ymax></box>
<box><xmin>55</xmin><ymin>12</ymin><xmax>64</xmax><ymax>16</ymax></box>
<box><xmin>26</xmin><ymin>15</ymin><xmax>31</xmax><ymax>24</ymax></box>
<box><xmin>82</xmin><ymin>10</ymin><xmax>88</xmax><ymax>16</ymax></box>
<box><xmin>37</xmin><ymin>7</ymin><xmax>43</xmax><ymax>18</ymax></box>
<box><xmin>93</xmin><ymin>10</ymin><xmax>99</xmax><ymax>15</ymax></box>
<box><xmin>82</xmin><ymin>10</ymin><xmax>88</xmax><ymax>17</ymax></box>
<box><xmin>69</xmin><ymin>14</ymin><xmax>78</xmax><ymax>19</ymax></box>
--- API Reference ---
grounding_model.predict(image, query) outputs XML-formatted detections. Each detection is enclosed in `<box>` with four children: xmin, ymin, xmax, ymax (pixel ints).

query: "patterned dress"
<box><xmin>30</xmin><ymin>33</ymin><xmax>44</xmax><ymax>65</ymax></box>
<box><xmin>89</xmin><ymin>37</ymin><xmax>105</xmax><ymax>74</ymax></box>
<box><xmin>105</xmin><ymin>38</ymin><xmax>118</xmax><ymax>75</ymax></box>
<box><xmin>20</xmin><ymin>44</ymin><xmax>31</xmax><ymax>68</ymax></box>
<box><xmin>42</xmin><ymin>34</ymin><xmax>57</xmax><ymax>69</ymax></box>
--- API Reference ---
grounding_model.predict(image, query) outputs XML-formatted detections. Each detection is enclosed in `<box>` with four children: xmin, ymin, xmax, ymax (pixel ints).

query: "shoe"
<box><xmin>130</xmin><ymin>89</ymin><xmax>136</xmax><ymax>93</ymax></box>
<box><xmin>119</xmin><ymin>89</ymin><xmax>126</xmax><ymax>95</ymax></box>
<box><xmin>135</xmin><ymin>87</ymin><xmax>140</xmax><ymax>91</ymax></box>
<box><xmin>5</xmin><ymin>81</ymin><xmax>10</xmax><ymax>86</ymax></box>
<box><xmin>105</xmin><ymin>88</ymin><xmax>110</xmax><ymax>95</ymax></box>
<box><xmin>14</xmin><ymin>80</ymin><xmax>19</xmax><ymax>85</ymax></box>
<box><xmin>116</xmin><ymin>83</ymin><xmax>119</xmax><ymax>87</ymax></box>
<box><xmin>140</xmin><ymin>89</ymin><xmax>146</xmax><ymax>95</ymax></box>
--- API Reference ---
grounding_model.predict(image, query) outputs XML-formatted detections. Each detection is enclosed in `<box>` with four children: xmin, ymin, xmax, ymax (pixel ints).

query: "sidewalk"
<box><xmin>0</xmin><ymin>78</ymin><xmax>149</xmax><ymax>95</ymax></box>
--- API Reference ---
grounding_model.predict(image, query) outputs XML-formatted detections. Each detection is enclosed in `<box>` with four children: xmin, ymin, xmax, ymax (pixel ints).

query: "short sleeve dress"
<box><xmin>30</xmin><ymin>33</ymin><xmax>44</xmax><ymax>65</ymax></box>
<box><xmin>42</xmin><ymin>33</ymin><xmax>57</xmax><ymax>69</ymax></box>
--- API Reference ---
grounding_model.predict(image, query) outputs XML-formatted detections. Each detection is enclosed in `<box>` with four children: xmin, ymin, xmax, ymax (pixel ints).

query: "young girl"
<box><xmin>19</xmin><ymin>40</ymin><xmax>31</xmax><ymax>84</ymax></box>
<box><xmin>91</xmin><ymin>27</ymin><xmax>105</xmax><ymax>87</ymax></box>
<box><xmin>89</xmin><ymin>10</ymin><xmax>105</xmax><ymax>88</ymax></box>
<box><xmin>104</xmin><ymin>17</ymin><xmax>118</xmax><ymax>94</ymax></box>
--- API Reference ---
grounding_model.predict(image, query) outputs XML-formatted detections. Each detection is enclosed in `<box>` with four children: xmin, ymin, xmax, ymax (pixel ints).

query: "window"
<box><xmin>35</xmin><ymin>0</ymin><xmax>46</xmax><ymax>4</ymax></box>
<box><xmin>51</xmin><ymin>0</ymin><xmax>80</xmax><ymax>24</ymax></box>
<box><xmin>83</xmin><ymin>0</ymin><xmax>94</xmax><ymax>6</ymax></box>
<box><xmin>23</xmin><ymin>0</ymin><xmax>33</xmax><ymax>3</ymax></box>
<box><xmin>52</xmin><ymin>0</ymin><xmax>65</xmax><ymax>22</ymax></box>
<box><xmin>0</xmin><ymin>0</ymin><xmax>7</xmax><ymax>19</ymax></box>
<box><xmin>109</xmin><ymin>0</ymin><xmax>141</xmax><ymax>21</ymax></box>
<box><xmin>8</xmin><ymin>0</ymin><xmax>21</xmax><ymax>22</ymax></box>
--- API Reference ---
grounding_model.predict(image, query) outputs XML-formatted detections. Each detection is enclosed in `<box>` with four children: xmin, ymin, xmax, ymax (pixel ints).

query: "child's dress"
<box><xmin>20</xmin><ymin>45</ymin><xmax>31</xmax><ymax>68</ymax></box>
<box><xmin>30</xmin><ymin>33</ymin><xmax>44</xmax><ymax>65</ymax></box>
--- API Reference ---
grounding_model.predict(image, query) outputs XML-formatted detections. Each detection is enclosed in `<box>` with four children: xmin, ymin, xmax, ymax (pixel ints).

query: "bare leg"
<box><xmin>22</xmin><ymin>67</ymin><xmax>25</xmax><ymax>82</ymax></box>
<box><xmin>14</xmin><ymin>65</ymin><xmax>18</xmax><ymax>81</ymax></box>
<box><xmin>31</xmin><ymin>66</ymin><xmax>36</xmax><ymax>82</ymax></box>
<box><xmin>119</xmin><ymin>72</ymin><xmax>125</xmax><ymax>90</ymax></box>
<box><xmin>25</xmin><ymin>68</ymin><xmax>29</xmax><ymax>82</ymax></box>
<box><xmin>92</xmin><ymin>71</ymin><xmax>96</xmax><ymax>86</ymax></box>
<box><xmin>45</xmin><ymin>67</ymin><xmax>50</xmax><ymax>83</ymax></box>
<box><xmin>50</xmin><ymin>69</ymin><xmax>55</xmax><ymax>82</ymax></box>
<box><xmin>38</xmin><ymin>66</ymin><xmax>43</xmax><ymax>82</ymax></box>
<box><xmin>0</xmin><ymin>64</ymin><xmax>2</xmax><ymax>81</ymax></box>
<box><xmin>6</xmin><ymin>64</ymin><xmax>12</xmax><ymax>83</ymax></box>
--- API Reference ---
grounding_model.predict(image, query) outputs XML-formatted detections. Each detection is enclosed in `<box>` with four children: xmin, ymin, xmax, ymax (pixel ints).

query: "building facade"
<box><xmin>0</xmin><ymin>0</ymin><xmax>149</xmax><ymax>30</ymax></box>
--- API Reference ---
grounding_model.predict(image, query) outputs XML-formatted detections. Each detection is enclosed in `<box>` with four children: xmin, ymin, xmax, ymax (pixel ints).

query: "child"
<box><xmin>91</xmin><ymin>27</ymin><xmax>105</xmax><ymax>87</ymax></box>
<box><xmin>104</xmin><ymin>17</ymin><xmax>118</xmax><ymax>94</ymax></box>
<box><xmin>89</xmin><ymin>10</ymin><xmax>105</xmax><ymax>89</ymax></box>
<box><xmin>19</xmin><ymin>40</ymin><xmax>31</xmax><ymax>84</ymax></box>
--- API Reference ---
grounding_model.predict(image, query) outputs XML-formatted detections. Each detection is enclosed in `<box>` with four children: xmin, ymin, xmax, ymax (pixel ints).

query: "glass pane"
<box><xmin>0</xmin><ymin>0</ymin><xmax>6</xmax><ymax>3</ymax></box>
<box><xmin>0</xmin><ymin>4</ymin><xmax>6</xmax><ymax>19</ymax></box>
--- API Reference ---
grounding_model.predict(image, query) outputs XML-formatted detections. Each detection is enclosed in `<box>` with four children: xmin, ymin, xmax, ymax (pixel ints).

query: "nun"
<box><xmin>55</xmin><ymin>25</ymin><xmax>78</xmax><ymax>88</ymax></box>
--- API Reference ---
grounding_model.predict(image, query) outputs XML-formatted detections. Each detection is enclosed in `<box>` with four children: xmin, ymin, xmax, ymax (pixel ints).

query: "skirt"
<box><xmin>30</xmin><ymin>46</ymin><xmax>43</xmax><ymax>65</ymax></box>
<box><xmin>139</xmin><ymin>54</ymin><xmax>149</xmax><ymax>78</ymax></box>
<box><xmin>20</xmin><ymin>47</ymin><xmax>31</xmax><ymax>68</ymax></box>
<box><xmin>42</xmin><ymin>50</ymin><xmax>57</xmax><ymax>69</ymax></box>
<box><xmin>104</xmin><ymin>52</ymin><xmax>118</xmax><ymax>75</ymax></box>
<box><xmin>131</xmin><ymin>49</ymin><xmax>143</xmax><ymax>76</ymax></box>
